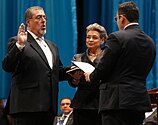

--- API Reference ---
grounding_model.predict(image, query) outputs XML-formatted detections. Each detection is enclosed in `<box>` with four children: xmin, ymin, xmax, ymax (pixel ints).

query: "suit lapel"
<box><xmin>66</xmin><ymin>118</ymin><xmax>73</xmax><ymax>125</ymax></box>
<box><xmin>65</xmin><ymin>113</ymin><xmax>73</xmax><ymax>125</ymax></box>
<box><xmin>27</xmin><ymin>33</ymin><xmax>50</xmax><ymax>68</ymax></box>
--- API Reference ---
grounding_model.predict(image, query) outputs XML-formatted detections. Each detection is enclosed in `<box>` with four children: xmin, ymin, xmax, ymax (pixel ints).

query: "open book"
<box><xmin>71</xmin><ymin>61</ymin><xmax>95</xmax><ymax>73</ymax></box>
<box><xmin>66</xmin><ymin>61</ymin><xmax>95</xmax><ymax>80</ymax></box>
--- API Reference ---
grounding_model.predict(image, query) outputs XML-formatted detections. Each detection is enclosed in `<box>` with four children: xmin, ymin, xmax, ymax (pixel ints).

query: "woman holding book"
<box><xmin>68</xmin><ymin>23</ymin><xmax>108</xmax><ymax>125</ymax></box>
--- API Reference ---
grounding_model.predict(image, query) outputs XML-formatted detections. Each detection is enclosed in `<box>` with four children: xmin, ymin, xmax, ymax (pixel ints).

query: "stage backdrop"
<box><xmin>1</xmin><ymin>0</ymin><xmax>158</xmax><ymax>113</ymax></box>
<box><xmin>0</xmin><ymin>0</ymin><xmax>77</xmax><ymax>112</ymax></box>
<box><xmin>76</xmin><ymin>0</ymin><xmax>158</xmax><ymax>89</ymax></box>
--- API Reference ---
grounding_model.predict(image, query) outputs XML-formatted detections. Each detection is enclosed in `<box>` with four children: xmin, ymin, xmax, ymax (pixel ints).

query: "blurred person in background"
<box><xmin>0</xmin><ymin>99</ymin><xmax>11</xmax><ymax>125</ymax></box>
<box><xmin>53</xmin><ymin>97</ymin><xmax>73</xmax><ymax>125</ymax></box>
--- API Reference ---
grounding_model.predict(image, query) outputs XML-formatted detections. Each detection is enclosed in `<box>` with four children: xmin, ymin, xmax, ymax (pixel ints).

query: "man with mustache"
<box><xmin>2</xmin><ymin>6</ymin><xmax>68</xmax><ymax>125</ymax></box>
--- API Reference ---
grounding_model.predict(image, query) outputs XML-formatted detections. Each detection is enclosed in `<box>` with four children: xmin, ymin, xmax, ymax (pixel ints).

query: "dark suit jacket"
<box><xmin>90</xmin><ymin>25</ymin><xmax>156</xmax><ymax>113</ymax></box>
<box><xmin>2</xmin><ymin>33</ymin><xmax>67</xmax><ymax>115</ymax></box>
<box><xmin>70</xmin><ymin>50</ymin><xmax>102</xmax><ymax>109</ymax></box>
<box><xmin>53</xmin><ymin>112</ymin><xmax>73</xmax><ymax>125</ymax></box>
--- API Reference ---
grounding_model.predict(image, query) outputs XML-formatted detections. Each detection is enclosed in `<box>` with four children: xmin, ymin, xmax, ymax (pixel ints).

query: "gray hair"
<box><xmin>86</xmin><ymin>23</ymin><xmax>108</xmax><ymax>39</ymax></box>
<box><xmin>25</xmin><ymin>6</ymin><xmax>44</xmax><ymax>21</ymax></box>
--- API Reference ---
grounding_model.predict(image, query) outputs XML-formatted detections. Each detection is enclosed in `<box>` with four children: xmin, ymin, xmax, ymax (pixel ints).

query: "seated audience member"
<box><xmin>143</xmin><ymin>105</ymin><xmax>157</xmax><ymax>125</ymax></box>
<box><xmin>144</xmin><ymin>88</ymin><xmax>158</xmax><ymax>125</ymax></box>
<box><xmin>53</xmin><ymin>97</ymin><xmax>73</xmax><ymax>125</ymax></box>
<box><xmin>0</xmin><ymin>99</ymin><xmax>11</xmax><ymax>125</ymax></box>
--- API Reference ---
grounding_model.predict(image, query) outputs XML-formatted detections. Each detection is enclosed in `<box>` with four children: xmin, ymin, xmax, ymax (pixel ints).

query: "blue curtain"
<box><xmin>1</xmin><ymin>0</ymin><xmax>158</xmax><ymax>112</ymax></box>
<box><xmin>76</xmin><ymin>0</ymin><xmax>158</xmax><ymax>89</ymax></box>
<box><xmin>0</xmin><ymin>0</ymin><xmax>77</xmax><ymax>108</ymax></box>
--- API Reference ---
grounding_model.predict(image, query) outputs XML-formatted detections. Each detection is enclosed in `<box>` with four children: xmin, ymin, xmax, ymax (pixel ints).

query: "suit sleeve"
<box><xmin>67</xmin><ymin>53</ymin><xmax>86</xmax><ymax>88</ymax></box>
<box><xmin>90</xmin><ymin>33</ymin><xmax>121</xmax><ymax>83</ymax></box>
<box><xmin>2</xmin><ymin>37</ymin><xmax>23</xmax><ymax>72</ymax></box>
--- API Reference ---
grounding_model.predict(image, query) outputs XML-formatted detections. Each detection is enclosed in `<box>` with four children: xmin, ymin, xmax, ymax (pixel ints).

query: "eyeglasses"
<box><xmin>30</xmin><ymin>15</ymin><xmax>47</xmax><ymax>21</ymax></box>
<box><xmin>35</xmin><ymin>15</ymin><xmax>47</xmax><ymax>21</ymax></box>
<box><xmin>114</xmin><ymin>16</ymin><xmax>118</xmax><ymax>21</ymax></box>
<box><xmin>114</xmin><ymin>14</ymin><xmax>125</xmax><ymax>21</ymax></box>
<box><xmin>61</xmin><ymin>103</ymin><xmax>70</xmax><ymax>106</ymax></box>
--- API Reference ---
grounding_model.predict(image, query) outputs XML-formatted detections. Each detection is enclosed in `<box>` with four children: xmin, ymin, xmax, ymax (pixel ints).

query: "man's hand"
<box><xmin>72</xmin><ymin>78</ymin><xmax>80</xmax><ymax>86</ymax></box>
<box><xmin>71</xmin><ymin>71</ymin><xmax>83</xmax><ymax>80</ymax></box>
<box><xmin>17</xmin><ymin>23</ymin><xmax>27</xmax><ymax>46</ymax></box>
<box><xmin>84</xmin><ymin>72</ymin><xmax>91</xmax><ymax>82</ymax></box>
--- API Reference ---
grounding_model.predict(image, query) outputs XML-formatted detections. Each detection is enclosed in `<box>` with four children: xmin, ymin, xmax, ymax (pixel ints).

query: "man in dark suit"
<box><xmin>2</xmin><ymin>6</ymin><xmax>68</xmax><ymax>125</ymax></box>
<box><xmin>85</xmin><ymin>1</ymin><xmax>156</xmax><ymax>125</ymax></box>
<box><xmin>53</xmin><ymin>97</ymin><xmax>73</xmax><ymax>125</ymax></box>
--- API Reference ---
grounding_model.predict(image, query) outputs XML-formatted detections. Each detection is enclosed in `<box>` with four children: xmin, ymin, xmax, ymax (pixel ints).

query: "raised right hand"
<box><xmin>17</xmin><ymin>23</ymin><xmax>27</xmax><ymax>45</ymax></box>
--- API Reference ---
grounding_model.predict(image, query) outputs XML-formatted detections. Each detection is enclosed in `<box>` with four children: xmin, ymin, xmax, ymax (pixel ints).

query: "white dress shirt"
<box><xmin>57</xmin><ymin>111</ymin><xmax>73</xmax><ymax>125</ymax></box>
<box><xmin>36</xmin><ymin>37</ymin><xmax>53</xmax><ymax>69</ymax></box>
<box><xmin>62</xmin><ymin>111</ymin><xmax>73</xmax><ymax>125</ymax></box>
<box><xmin>25</xmin><ymin>30</ymin><xmax>53</xmax><ymax>69</ymax></box>
<box><xmin>123</xmin><ymin>22</ymin><xmax>139</xmax><ymax>30</ymax></box>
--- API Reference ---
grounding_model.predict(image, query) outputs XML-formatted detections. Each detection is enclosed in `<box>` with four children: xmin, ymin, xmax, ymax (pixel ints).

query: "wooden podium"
<box><xmin>148</xmin><ymin>88</ymin><xmax>158</xmax><ymax>124</ymax></box>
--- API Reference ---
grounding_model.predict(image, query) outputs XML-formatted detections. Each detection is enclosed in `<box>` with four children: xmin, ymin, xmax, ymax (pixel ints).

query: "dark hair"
<box><xmin>118</xmin><ymin>1</ymin><xmax>139</xmax><ymax>22</ymax></box>
<box><xmin>25</xmin><ymin>6</ymin><xmax>43</xmax><ymax>21</ymax></box>
<box><xmin>60</xmin><ymin>97</ymin><xmax>71</xmax><ymax>104</ymax></box>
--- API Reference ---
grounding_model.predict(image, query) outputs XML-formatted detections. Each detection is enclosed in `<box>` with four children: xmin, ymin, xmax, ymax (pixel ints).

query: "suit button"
<box><xmin>47</xmin><ymin>72</ymin><xmax>51</xmax><ymax>77</ymax></box>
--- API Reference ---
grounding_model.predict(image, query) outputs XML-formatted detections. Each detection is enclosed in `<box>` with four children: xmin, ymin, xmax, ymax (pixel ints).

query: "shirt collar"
<box><xmin>62</xmin><ymin>111</ymin><xmax>73</xmax><ymax>118</ymax></box>
<box><xmin>123</xmin><ymin>23</ymin><xmax>139</xmax><ymax>30</ymax></box>
<box><xmin>27</xmin><ymin>30</ymin><xmax>44</xmax><ymax>40</ymax></box>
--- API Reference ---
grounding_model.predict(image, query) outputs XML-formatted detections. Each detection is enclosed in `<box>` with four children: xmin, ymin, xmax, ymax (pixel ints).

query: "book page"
<box><xmin>66</xmin><ymin>66</ymin><xmax>81</xmax><ymax>73</ymax></box>
<box><xmin>72</xmin><ymin>61</ymin><xmax>95</xmax><ymax>73</ymax></box>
